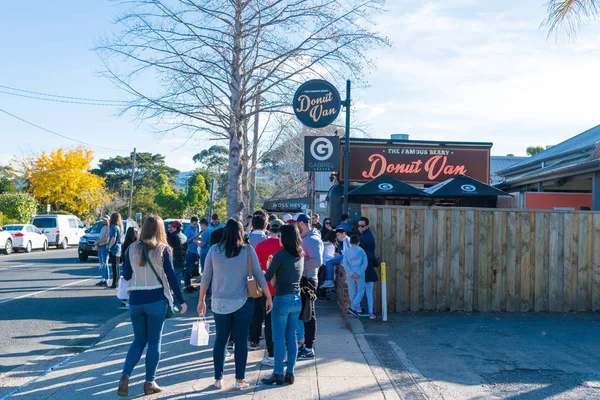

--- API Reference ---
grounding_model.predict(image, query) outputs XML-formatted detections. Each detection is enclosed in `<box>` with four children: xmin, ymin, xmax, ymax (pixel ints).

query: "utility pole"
<box><xmin>208</xmin><ymin>178</ymin><xmax>216</xmax><ymax>219</ymax></box>
<box><xmin>342</xmin><ymin>80</ymin><xmax>351</xmax><ymax>215</ymax></box>
<box><xmin>128</xmin><ymin>148</ymin><xmax>136</xmax><ymax>220</ymax></box>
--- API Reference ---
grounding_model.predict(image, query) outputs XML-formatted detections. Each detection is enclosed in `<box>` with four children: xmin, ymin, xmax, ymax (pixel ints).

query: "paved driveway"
<box><xmin>362</xmin><ymin>312</ymin><xmax>600</xmax><ymax>399</ymax></box>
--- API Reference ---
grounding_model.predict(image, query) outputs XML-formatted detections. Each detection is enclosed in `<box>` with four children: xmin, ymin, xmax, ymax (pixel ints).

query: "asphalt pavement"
<box><xmin>0</xmin><ymin>248</ymin><xmax>127</xmax><ymax>378</ymax></box>
<box><xmin>357</xmin><ymin>311</ymin><xmax>600</xmax><ymax>399</ymax></box>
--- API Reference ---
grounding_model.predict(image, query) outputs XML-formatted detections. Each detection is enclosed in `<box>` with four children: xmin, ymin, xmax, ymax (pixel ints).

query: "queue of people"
<box><xmin>111</xmin><ymin>210</ymin><xmax>377</xmax><ymax>396</ymax></box>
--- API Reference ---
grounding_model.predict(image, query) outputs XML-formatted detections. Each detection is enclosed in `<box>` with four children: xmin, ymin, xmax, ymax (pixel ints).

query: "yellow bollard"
<box><xmin>381</xmin><ymin>262</ymin><xmax>387</xmax><ymax>321</ymax></box>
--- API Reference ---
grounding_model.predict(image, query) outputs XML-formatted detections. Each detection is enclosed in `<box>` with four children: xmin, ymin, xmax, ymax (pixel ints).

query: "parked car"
<box><xmin>32</xmin><ymin>214</ymin><xmax>86</xmax><ymax>249</ymax></box>
<box><xmin>77</xmin><ymin>219</ymin><xmax>139</xmax><ymax>262</ymax></box>
<box><xmin>1</xmin><ymin>224</ymin><xmax>48</xmax><ymax>252</ymax></box>
<box><xmin>0</xmin><ymin>226</ymin><xmax>13</xmax><ymax>255</ymax></box>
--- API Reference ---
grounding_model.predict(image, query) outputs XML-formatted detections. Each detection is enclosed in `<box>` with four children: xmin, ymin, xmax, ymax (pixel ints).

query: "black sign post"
<box><xmin>304</xmin><ymin>136</ymin><xmax>340</xmax><ymax>172</ymax></box>
<box><xmin>293</xmin><ymin>78</ymin><xmax>349</xmax><ymax>216</ymax></box>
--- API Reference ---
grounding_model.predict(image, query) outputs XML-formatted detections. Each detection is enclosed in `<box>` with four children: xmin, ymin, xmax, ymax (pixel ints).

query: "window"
<box><xmin>2</xmin><ymin>225</ymin><xmax>23</xmax><ymax>231</ymax></box>
<box><xmin>77</xmin><ymin>219</ymin><xmax>84</xmax><ymax>229</ymax></box>
<box><xmin>88</xmin><ymin>221</ymin><xmax>104</xmax><ymax>234</ymax></box>
<box><xmin>26</xmin><ymin>226</ymin><xmax>35</xmax><ymax>233</ymax></box>
<box><xmin>32</xmin><ymin>218</ymin><xmax>57</xmax><ymax>229</ymax></box>
<box><xmin>68</xmin><ymin>219</ymin><xmax>78</xmax><ymax>229</ymax></box>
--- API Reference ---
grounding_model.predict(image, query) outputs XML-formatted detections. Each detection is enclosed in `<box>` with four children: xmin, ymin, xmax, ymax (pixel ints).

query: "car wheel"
<box><xmin>42</xmin><ymin>241</ymin><xmax>48</xmax><ymax>251</ymax></box>
<box><xmin>78</xmin><ymin>254</ymin><xmax>89</xmax><ymax>262</ymax></box>
<box><xmin>61</xmin><ymin>238</ymin><xmax>68</xmax><ymax>249</ymax></box>
<box><xmin>25</xmin><ymin>241</ymin><xmax>32</xmax><ymax>253</ymax></box>
<box><xmin>3</xmin><ymin>239</ymin><xmax>12</xmax><ymax>255</ymax></box>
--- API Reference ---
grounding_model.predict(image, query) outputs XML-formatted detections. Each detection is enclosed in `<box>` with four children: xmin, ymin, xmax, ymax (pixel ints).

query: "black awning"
<box><xmin>424</xmin><ymin>175</ymin><xmax>512</xmax><ymax>197</ymax></box>
<box><xmin>345</xmin><ymin>174</ymin><xmax>427</xmax><ymax>197</ymax></box>
<box><xmin>262</xmin><ymin>197</ymin><xmax>310</xmax><ymax>212</ymax></box>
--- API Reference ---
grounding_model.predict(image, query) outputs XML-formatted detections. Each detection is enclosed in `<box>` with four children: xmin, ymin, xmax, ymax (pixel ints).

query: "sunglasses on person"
<box><xmin>357</xmin><ymin>224</ymin><xmax>366</xmax><ymax>228</ymax></box>
<box><xmin>325</xmin><ymin>222</ymin><xmax>331</xmax><ymax>225</ymax></box>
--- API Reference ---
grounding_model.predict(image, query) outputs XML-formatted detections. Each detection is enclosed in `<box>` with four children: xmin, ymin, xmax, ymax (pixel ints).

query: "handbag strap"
<box><xmin>247</xmin><ymin>245</ymin><xmax>253</xmax><ymax>279</ymax></box>
<box><xmin>142</xmin><ymin>242</ymin><xmax>164</xmax><ymax>287</ymax></box>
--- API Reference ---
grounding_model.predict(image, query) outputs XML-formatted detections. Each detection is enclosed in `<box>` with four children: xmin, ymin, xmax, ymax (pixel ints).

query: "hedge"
<box><xmin>0</xmin><ymin>193</ymin><xmax>38</xmax><ymax>224</ymax></box>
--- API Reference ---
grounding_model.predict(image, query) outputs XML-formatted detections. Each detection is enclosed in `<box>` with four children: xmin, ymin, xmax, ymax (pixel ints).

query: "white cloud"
<box><xmin>351</xmin><ymin>0</ymin><xmax>600</xmax><ymax>156</ymax></box>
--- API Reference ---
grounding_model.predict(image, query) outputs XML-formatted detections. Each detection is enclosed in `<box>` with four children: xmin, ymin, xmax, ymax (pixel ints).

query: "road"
<box><xmin>0</xmin><ymin>248</ymin><xmax>126</xmax><ymax>376</ymax></box>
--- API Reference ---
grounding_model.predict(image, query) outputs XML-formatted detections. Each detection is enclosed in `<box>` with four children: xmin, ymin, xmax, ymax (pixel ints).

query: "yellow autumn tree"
<box><xmin>17</xmin><ymin>147</ymin><xmax>111</xmax><ymax>216</ymax></box>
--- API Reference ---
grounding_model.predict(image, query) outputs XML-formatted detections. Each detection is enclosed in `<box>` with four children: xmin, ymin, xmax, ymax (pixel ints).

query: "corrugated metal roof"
<box><xmin>499</xmin><ymin>124</ymin><xmax>600</xmax><ymax>172</ymax></box>
<box><xmin>490</xmin><ymin>156</ymin><xmax>528</xmax><ymax>175</ymax></box>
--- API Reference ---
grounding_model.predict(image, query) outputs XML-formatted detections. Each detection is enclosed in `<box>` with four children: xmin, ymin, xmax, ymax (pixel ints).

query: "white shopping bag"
<box><xmin>190</xmin><ymin>319</ymin><xmax>210</xmax><ymax>346</ymax></box>
<box><xmin>117</xmin><ymin>277</ymin><xmax>129</xmax><ymax>300</ymax></box>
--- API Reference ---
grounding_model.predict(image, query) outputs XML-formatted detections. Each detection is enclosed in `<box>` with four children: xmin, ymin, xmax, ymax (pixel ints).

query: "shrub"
<box><xmin>0</xmin><ymin>193</ymin><xmax>38</xmax><ymax>223</ymax></box>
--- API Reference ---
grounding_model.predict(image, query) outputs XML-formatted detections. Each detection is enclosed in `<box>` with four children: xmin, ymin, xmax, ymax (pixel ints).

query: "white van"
<box><xmin>31</xmin><ymin>214</ymin><xmax>86</xmax><ymax>249</ymax></box>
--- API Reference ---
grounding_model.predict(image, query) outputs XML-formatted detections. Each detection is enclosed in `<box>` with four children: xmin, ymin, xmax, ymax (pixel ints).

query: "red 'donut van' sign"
<box><xmin>340</xmin><ymin>143</ymin><xmax>491</xmax><ymax>184</ymax></box>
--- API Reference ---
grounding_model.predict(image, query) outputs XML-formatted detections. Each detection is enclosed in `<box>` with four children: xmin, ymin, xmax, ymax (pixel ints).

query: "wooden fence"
<box><xmin>361</xmin><ymin>205</ymin><xmax>600</xmax><ymax>313</ymax></box>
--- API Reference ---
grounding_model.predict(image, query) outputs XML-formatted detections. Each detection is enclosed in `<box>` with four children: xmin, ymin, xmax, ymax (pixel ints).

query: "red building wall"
<box><xmin>525</xmin><ymin>192</ymin><xmax>592</xmax><ymax>210</ymax></box>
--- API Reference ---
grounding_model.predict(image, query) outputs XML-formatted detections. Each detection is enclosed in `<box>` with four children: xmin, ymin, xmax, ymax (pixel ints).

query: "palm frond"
<box><xmin>543</xmin><ymin>0</ymin><xmax>600</xmax><ymax>37</ymax></box>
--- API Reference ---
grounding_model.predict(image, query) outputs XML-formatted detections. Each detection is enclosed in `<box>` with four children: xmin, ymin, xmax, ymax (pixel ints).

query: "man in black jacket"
<box><xmin>167</xmin><ymin>220</ymin><xmax>187</xmax><ymax>289</ymax></box>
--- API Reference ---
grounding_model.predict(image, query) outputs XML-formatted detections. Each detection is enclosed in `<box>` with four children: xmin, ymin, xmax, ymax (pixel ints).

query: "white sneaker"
<box><xmin>261</xmin><ymin>356</ymin><xmax>274</xmax><ymax>367</ymax></box>
<box><xmin>321</xmin><ymin>280</ymin><xmax>335</xmax><ymax>288</ymax></box>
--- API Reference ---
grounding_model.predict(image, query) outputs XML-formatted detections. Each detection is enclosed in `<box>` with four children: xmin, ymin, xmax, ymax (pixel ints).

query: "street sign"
<box><xmin>293</xmin><ymin>79</ymin><xmax>341</xmax><ymax>128</ymax></box>
<box><xmin>304</xmin><ymin>136</ymin><xmax>340</xmax><ymax>172</ymax></box>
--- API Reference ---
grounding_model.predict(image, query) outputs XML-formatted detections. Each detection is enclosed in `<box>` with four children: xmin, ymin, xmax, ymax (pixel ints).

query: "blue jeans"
<box><xmin>122</xmin><ymin>299</ymin><xmax>167</xmax><ymax>382</ymax></box>
<box><xmin>184</xmin><ymin>252</ymin><xmax>197</xmax><ymax>288</ymax></box>
<box><xmin>98</xmin><ymin>245</ymin><xmax>109</xmax><ymax>280</ymax></box>
<box><xmin>347</xmin><ymin>275</ymin><xmax>366</xmax><ymax>311</ymax></box>
<box><xmin>272</xmin><ymin>294</ymin><xmax>302</xmax><ymax>375</ymax></box>
<box><xmin>325</xmin><ymin>255</ymin><xmax>343</xmax><ymax>281</ymax></box>
<box><xmin>296</xmin><ymin>318</ymin><xmax>305</xmax><ymax>342</ymax></box>
<box><xmin>213</xmin><ymin>298</ymin><xmax>254</xmax><ymax>380</ymax></box>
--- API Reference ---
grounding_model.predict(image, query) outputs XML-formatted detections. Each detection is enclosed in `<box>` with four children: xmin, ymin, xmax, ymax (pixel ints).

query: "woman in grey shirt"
<box><xmin>198</xmin><ymin>219</ymin><xmax>273</xmax><ymax>390</ymax></box>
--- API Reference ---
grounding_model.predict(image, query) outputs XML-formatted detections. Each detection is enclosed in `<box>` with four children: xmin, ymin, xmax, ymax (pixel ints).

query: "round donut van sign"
<box><xmin>293</xmin><ymin>80</ymin><xmax>341</xmax><ymax>128</ymax></box>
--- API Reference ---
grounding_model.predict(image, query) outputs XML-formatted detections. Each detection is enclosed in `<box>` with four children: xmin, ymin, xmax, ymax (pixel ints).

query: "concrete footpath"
<box><xmin>2</xmin><ymin>297</ymin><xmax>400</xmax><ymax>400</ymax></box>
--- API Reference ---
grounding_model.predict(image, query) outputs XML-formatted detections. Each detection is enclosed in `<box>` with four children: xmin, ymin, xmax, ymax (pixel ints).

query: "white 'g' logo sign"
<box><xmin>310</xmin><ymin>138</ymin><xmax>333</xmax><ymax>161</ymax></box>
<box><xmin>378</xmin><ymin>183</ymin><xmax>393</xmax><ymax>191</ymax></box>
<box><xmin>461</xmin><ymin>184</ymin><xmax>476</xmax><ymax>192</ymax></box>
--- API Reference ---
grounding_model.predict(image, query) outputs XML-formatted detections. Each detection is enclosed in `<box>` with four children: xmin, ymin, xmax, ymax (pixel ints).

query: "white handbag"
<box><xmin>190</xmin><ymin>319</ymin><xmax>210</xmax><ymax>346</ymax></box>
<box><xmin>117</xmin><ymin>277</ymin><xmax>129</xmax><ymax>300</ymax></box>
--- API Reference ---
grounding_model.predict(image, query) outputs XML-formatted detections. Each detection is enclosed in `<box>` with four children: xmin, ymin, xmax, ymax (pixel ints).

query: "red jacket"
<box><xmin>255</xmin><ymin>237</ymin><xmax>283</xmax><ymax>296</ymax></box>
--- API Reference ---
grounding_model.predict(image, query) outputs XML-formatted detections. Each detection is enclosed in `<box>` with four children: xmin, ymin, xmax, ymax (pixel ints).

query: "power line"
<box><xmin>0</xmin><ymin>89</ymin><xmax>127</xmax><ymax>107</ymax></box>
<box><xmin>0</xmin><ymin>108</ymin><xmax>129</xmax><ymax>152</ymax></box>
<box><xmin>0</xmin><ymin>84</ymin><xmax>125</xmax><ymax>104</ymax></box>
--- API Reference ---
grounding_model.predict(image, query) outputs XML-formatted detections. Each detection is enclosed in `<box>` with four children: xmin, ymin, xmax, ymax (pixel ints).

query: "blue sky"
<box><xmin>2</xmin><ymin>0</ymin><xmax>600</xmax><ymax>171</ymax></box>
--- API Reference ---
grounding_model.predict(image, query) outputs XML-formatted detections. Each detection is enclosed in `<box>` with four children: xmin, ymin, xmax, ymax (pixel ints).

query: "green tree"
<box><xmin>118</xmin><ymin>186</ymin><xmax>164</xmax><ymax>219</ymax></box>
<box><xmin>0</xmin><ymin>166</ymin><xmax>18</xmax><ymax>194</ymax></box>
<box><xmin>0</xmin><ymin>193</ymin><xmax>38</xmax><ymax>223</ymax></box>
<box><xmin>526</xmin><ymin>146</ymin><xmax>545</xmax><ymax>156</ymax></box>
<box><xmin>193</xmin><ymin>146</ymin><xmax>229</xmax><ymax>175</ymax></box>
<box><xmin>93</xmin><ymin>153</ymin><xmax>179</xmax><ymax>195</ymax></box>
<box><xmin>155</xmin><ymin>172</ymin><xmax>210</xmax><ymax>218</ymax></box>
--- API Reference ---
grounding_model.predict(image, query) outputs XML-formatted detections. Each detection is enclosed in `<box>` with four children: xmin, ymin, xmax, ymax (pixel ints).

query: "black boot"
<box><xmin>284</xmin><ymin>373</ymin><xmax>295</xmax><ymax>385</ymax></box>
<box><xmin>261</xmin><ymin>373</ymin><xmax>284</xmax><ymax>385</ymax></box>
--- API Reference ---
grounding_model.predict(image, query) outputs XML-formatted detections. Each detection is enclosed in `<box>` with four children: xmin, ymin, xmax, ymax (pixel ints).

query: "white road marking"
<box><xmin>0</xmin><ymin>263</ymin><xmax>35</xmax><ymax>271</ymax></box>
<box><xmin>0</xmin><ymin>278</ymin><xmax>96</xmax><ymax>306</ymax></box>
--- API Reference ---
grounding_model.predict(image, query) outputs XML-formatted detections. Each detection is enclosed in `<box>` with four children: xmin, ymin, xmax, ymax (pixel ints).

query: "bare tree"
<box><xmin>98</xmin><ymin>0</ymin><xmax>389</xmax><ymax>218</ymax></box>
<box><xmin>260</xmin><ymin>120</ymin><xmax>341</xmax><ymax>201</ymax></box>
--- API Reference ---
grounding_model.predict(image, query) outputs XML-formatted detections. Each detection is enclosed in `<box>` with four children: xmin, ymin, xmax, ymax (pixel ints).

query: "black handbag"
<box><xmin>142</xmin><ymin>243</ymin><xmax>179</xmax><ymax>319</ymax></box>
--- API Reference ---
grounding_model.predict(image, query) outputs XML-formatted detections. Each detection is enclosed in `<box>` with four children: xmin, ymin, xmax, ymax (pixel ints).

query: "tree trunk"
<box><xmin>226</xmin><ymin>0</ymin><xmax>245</xmax><ymax>219</ymax></box>
<box><xmin>249</xmin><ymin>93</ymin><xmax>260</xmax><ymax>214</ymax></box>
<box><xmin>242</xmin><ymin>118</ymin><xmax>250</xmax><ymax>216</ymax></box>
